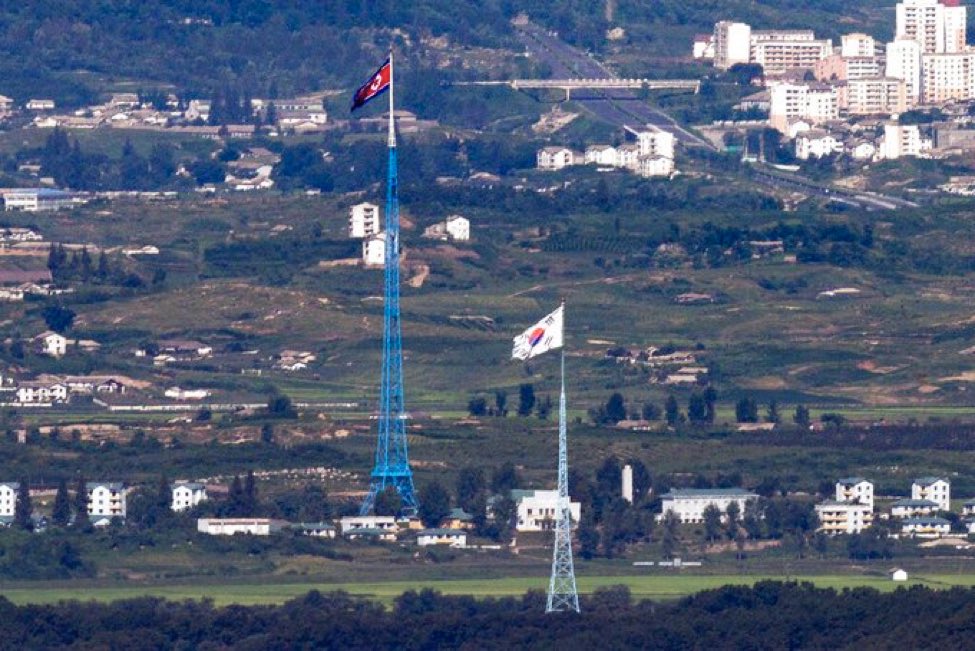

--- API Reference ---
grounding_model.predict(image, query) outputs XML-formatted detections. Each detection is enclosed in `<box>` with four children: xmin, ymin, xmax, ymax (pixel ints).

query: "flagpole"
<box><xmin>387</xmin><ymin>47</ymin><xmax>396</xmax><ymax>149</ymax></box>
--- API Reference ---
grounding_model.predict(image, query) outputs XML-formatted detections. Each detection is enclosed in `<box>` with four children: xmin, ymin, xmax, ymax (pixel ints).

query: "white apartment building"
<box><xmin>921</xmin><ymin>52</ymin><xmax>975</xmax><ymax>103</ymax></box>
<box><xmin>657</xmin><ymin>488</ymin><xmax>759</xmax><ymax>524</ymax></box>
<box><xmin>171</xmin><ymin>482</ymin><xmax>208</xmax><ymax>512</ymax></box>
<box><xmin>536</xmin><ymin>147</ymin><xmax>578</xmax><ymax>171</ymax></box>
<box><xmin>349</xmin><ymin>202</ymin><xmax>380</xmax><ymax>239</ymax></box>
<box><xmin>886</xmin><ymin>39</ymin><xmax>923</xmax><ymax>104</ymax></box>
<box><xmin>896</xmin><ymin>0</ymin><xmax>966</xmax><ymax>54</ymax></box>
<box><xmin>842</xmin><ymin>33</ymin><xmax>877</xmax><ymax>58</ymax></box>
<box><xmin>197</xmin><ymin>518</ymin><xmax>286</xmax><ymax>536</ymax></box>
<box><xmin>751</xmin><ymin>37</ymin><xmax>833</xmax><ymax>76</ymax></box>
<box><xmin>339</xmin><ymin>515</ymin><xmax>397</xmax><ymax>533</ymax></box>
<box><xmin>845</xmin><ymin>78</ymin><xmax>909</xmax><ymax>115</ymax></box>
<box><xmin>584</xmin><ymin>145</ymin><xmax>618</xmax><ymax>166</ymax></box>
<box><xmin>769</xmin><ymin>82</ymin><xmax>838</xmax><ymax>132</ymax></box>
<box><xmin>881</xmin><ymin>123</ymin><xmax>926</xmax><ymax>159</ymax></box>
<box><xmin>836</xmin><ymin>477</ymin><xmax>874</xmax><ymax>510</ymax></box>
<box><xmin>511</xmin><ymin>489</ymin><xmax>581</xmax><ymax>532</ymax></box>
<box><xmin>636</xmin><ymin>129</ymin><xmax>676</xmax><ymax>159</ymax></box>
<box><xmin>714</xmin><ymin>21</ymin><xmax>752</xmax><ymax>69</ymax></box>
<box><xmin>362</xmin><ymin>231</ymin><xmax>386</xmax><ymax>267</ymax></box>
<box><xmin>815</xmin><ymin>500</ymin><xmax>874</xmax><ymax>535</ymax></box>
<box><xmin>16</xmin><ymin>382</ymin><xmax>68</xmax><ymax>404</ymax></box>
<box><xmin>87</xmin><ymin>482</ymin><xmax>126</xmax><ymax>519</ymax></box>
<box><xmin>0</xmin><ymin>482</ymin><xmax>18</xmax><ymax>517</ymax></box>
<box><xmin>912</xmin><ymin>477</ymin><xmax>950</xmax><ymax>511</ymax></box>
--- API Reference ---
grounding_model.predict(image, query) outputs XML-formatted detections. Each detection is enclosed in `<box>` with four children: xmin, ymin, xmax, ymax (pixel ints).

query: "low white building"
<box><xmin>349</xmin><ymin>202</ymin><xmax>381</xmax><ymax>239</ymax></box>
<box><xmin>635</xmin><ymin>129</ymin><xmax>676</xmax><ymax>160</ymax></box>
<box><xmin>339</xmin><ymin>515</ymin><xmax>397</xmax><ymax>534</ymax></box>
<box><xmin>890</xmin><ymin>498</ymin><xmax>939</xmax><ymax>519</ymax></box>
<box><xmin>836</xmin><ymin>477</ymin><xmax>874</xmax><ymax>510</ymax></box>
<box><xmin>197</xmin><ymin>518</ymin><xmax>286</xmax><ymax>536</ymax></box>
<box><xmin>963</xmin><ymin>499</ymin><xmax>975</xmax><ymax>517</ymax></box>
<box><xmin>164</xmin><ymin>387</ymin><xmax>211</xmax><ymax>400</ymax></box>
<box><xmin>36</xmin><ymin>331</ymin><xmax>67</xmax><ymax>357</ymax></box>
<box><xmin>444</xmin><ymin>215</ymin><xmax>470</xmax><ymax>241</ymax></box>
<box><xmin>363</xmin><ymin>231</ymin><xmax>386</xmax><ymax>267</ymax></box>
<box><xmin>511</xmin><ymin>489</ymin><xmax>581</xmax><ymax>532</ymax></box>
<box><xmin>291</xmin><ymin>522</ymin><xmax>336</xmax><ymax>538</ymax></box>
<box><xmin>795</xmin><ymin>131</ymin><xmax>842</xmax><ymax>160</ymax></box>
<box><xmin>417</xmin><ymin>528</ymin><xmax>467</xmax><ymax>547</ymax></box>
<box><xmin>0</xmin><ymin>482</ymin><xmax>18</xmax><ymax>517</ymax></box>
<box><xmin>638</xmin><ymin>155</ymin><xmax>675</xmax><ymax>178</ymax></box>
<box><xmin>912</xmin><ymin>477</ymin><xmax>950</xmax><ymax>511</ymax></box>
<box><xmin>171</xmin><ymin>482</ymin><xmax>208</xmax><ymax>512</ymax></box>
<box><xmin>87</xmin><ymin>482</ymin><xmax>126</xmax><ymax>519</ymax></box>
<box><xmin>26</xmin><ymin>99</ymin><xmax>55</xmax><ymax>111</ymax></box>
<box><xmin>901</xmin><ymin>516</ymin><xmax>951</xmax><ymax>538</ymax></box>
<box><xmin>536</xmin><ymin>147</ymin><xmax>578</xmax><ymax>171</ymax></box>
<box><xmin>657</xmin><ymin>488</ymin><xmax>759</xmax><ymax>524</ymax></box>
<box><xmin>15</xmin><ymin>382</ymin><xmax>68</xmax><ymax>404</ymax></box>
<box><xmin>891</xmin><ymin>568</ymin><xmax>909</xmax><ymax>582</ymax></box>
<box><xmin>815</xmin><ymin>500</ymin><xmax>873</xmax><ymax>535</ymax></box>
<box><xmin>848</xmin><ymin>140</ymin><xmax>877</xmax><ymax>160</ymax></box>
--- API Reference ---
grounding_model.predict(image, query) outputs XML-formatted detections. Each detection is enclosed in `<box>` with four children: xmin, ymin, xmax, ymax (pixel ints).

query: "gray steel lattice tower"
<box><xmin>546</xmin><ymin>348</ymin><xmax>580</xmax><ymax>613</ymax></box>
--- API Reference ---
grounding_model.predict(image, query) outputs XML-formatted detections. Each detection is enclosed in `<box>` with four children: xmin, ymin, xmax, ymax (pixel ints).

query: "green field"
<box><xmin>4</xmin><ymin>573</ymin><xmax>975</xmax><ymax>606</ymax></box>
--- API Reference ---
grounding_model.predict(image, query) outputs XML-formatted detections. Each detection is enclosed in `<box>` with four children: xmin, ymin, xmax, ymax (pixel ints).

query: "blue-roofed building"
<box><xmin>901</xmin><ymin>516</ymin><xmax>951</xmax><ymax>538</ymax></box>
<box><xmin>0</xmin><ymin>481</ymin><xmax>19</xmax><ymax>517</ymax></box>
<box><xmin>890</xmin><ymin>498</ymin><xmax>939</xmax><ymax>519</ymax></box>
<box><xmin>835</xmin><ymin>477</ymin><xmax>873</xmax><ymax>510</ymax></box>
<box><xmin>912</xmin><ymin>477</ymin><xmax>950</xmax><ymax>512</ymax></box>
<box><xmin>87</xmin><ymin>482</ymin><xmax>126</xmax><ymax>519</ymax></box>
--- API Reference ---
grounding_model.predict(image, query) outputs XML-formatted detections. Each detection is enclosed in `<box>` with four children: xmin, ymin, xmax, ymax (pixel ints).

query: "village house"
<box><xmin>171</xmin><ymin>482</ymin><xmax>208</xmax><ymax>512</ymax></box>
<box><xmin>536</xmin><ymin>146</ymin><xmax>578</xmax><ymax>170</ymax></box>
<box><xmin>836</xmin><ymin>477</ymin><xmax>874</xmax><ymax>509</ymax></box>
<box><xmin>345</xmin><ymin>527</ymin><xmax>398</xmax><ymax>542</ymax></box>
<box><xmin>963</xmin><ymin>499</ymin><xmax>975</xmax><ymax>517</ymax></box>
<box><xmin>423</xmin><ymin>215</ymin><xmax>470</xmax><ymax>242</ymax></box>
<box><xmin>657</xmin><ymin>488</ymin><xmax>758</xmax><ymax>524</ymax></box>
<box><xmin>0</xmin><ymin>482</ymin><xmax>18</xmax><ymax>518</ymax></box>
<box><xmin>25</xmin><ymin>99</ymin><xmax>55</xmax><ymax>111</ymax></box>
<box><xmin>33</xmin><ymin>331</ymin><xmax>67</xmax><ymax>358</ymax></box>
<box><xmin>815</xmin><ymin>500</ymin><xmax>873</xmax><ymax>535</ymax></box>
<box><xmin>417</xmin><ymin>528</ymin><xmax>467</xmax><ymax>547</ymax></box>
<box><xmin>291</xmin><ymin>522</ymin><xmax>336</xmax><ymax>538</ymax></box>
<box><xmin>87</xmin><ymin>482</ymin><xmax>126</xmax><ymax>521</ymax></box>
<box><xmin>509</xmin><ymin>489</ymin><xmax>581</xmax><ymax>532</ymax></box>
<box><xmin>584</xmin><ymin>144</ymin><xmax>619</xmax><ymax>167</ymax></box>
<box><xmin>442</xmin><ymin>507</ymin><xmax>474</xmax><ymax>529</ymax></box>
<box><xmin>795</xmin><ymin>130</ymin><xmax>843</xmax><ymax>159</ymax></box>
<box><xmin>901</xmin><ymin>516</ymin><xmax>951</xmax><ymax>538</ymax></box>
<box><xmin>197</xmin><ymin>518</ymin><xmax>287</xmax><ymax>536</ymax></box>
<box><xmin>156</xmin><ymin>339</ymin><xmax>213</xmax><ymax>359</ymax></box>
<box><xmin>890</xmin><ymin>498</ymin><xmax>940</xmax><ymax>518</ymax></box>
<box><xmin>164</xmin><ymin>387</ymin><xmax>211</xmax><ymax>400</ymax></box>
<box><xmin>912</xmin><ymin>477</ymin><xmax>950</xmax><ymax>511</ymax></box>
<box><xmin>363</xmin><ymin>231</ymin><xmax>387</xmax><ymax>267</ymax></box>
<box><xmin>15</xmin><ymin>381</ymin><xmax>68</xmax><ymax>405</ymax></box>
<box><xmin>339</xmin><ymin>515</ymin><xmax>397</xmax><ymax>534</ymax></box>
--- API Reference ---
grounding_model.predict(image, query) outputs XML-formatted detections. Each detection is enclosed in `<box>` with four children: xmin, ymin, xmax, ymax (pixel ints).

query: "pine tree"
<box><xmin>52</xmin><ymin>478</ymin><xmax>70</xmax><ymax>526</ymax></box>
<box><xmin>73</xmin><ymin>476</ymin><xmax>89</xmax><ymax>527</ymax></box>
<box><xmin>244</xmin><ymin>470</ymin><xmax>258</xmax><ymax>516</ymax></box>
<box><xmin>156</xmin><ymin>475</ymin><xmax>171</xmax><ymax>510</ymax></box>
<box><xmin>228</xmin><ymin>475</ymin><xmax>244</xmax><ymax>516</ymax></box>
<box><xmin>14</xmin><ymin>479</ymin><xmax>32</xmax><ymax>530</ymax></box>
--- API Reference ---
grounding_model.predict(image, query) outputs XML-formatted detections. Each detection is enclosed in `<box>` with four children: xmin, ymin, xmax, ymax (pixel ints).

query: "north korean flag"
<box><xmin>351</xmin><ymin>59</ymin><xmax>391</xmax><ymax>111</ymax></box>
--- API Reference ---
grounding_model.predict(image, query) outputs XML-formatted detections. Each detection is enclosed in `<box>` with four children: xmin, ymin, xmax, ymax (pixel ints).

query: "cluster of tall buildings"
<box><xmin>698</xmin><ymin>0</ymin><xmax>975</xmax><ymax>133</ymax></box>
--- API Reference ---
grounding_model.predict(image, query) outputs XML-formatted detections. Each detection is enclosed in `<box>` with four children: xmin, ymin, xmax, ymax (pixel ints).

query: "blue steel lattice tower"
<box><xmin>359</xmin><ymin>51</ymin><xmax>419</xmax><ymax>516</ymax></box>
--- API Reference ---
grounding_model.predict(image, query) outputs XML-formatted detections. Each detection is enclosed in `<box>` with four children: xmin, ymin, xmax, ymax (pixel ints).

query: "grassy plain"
<box><xmin>4</xmin><ymin>572</ymin><xmax>975</xmax><ymax>606</ymax></box>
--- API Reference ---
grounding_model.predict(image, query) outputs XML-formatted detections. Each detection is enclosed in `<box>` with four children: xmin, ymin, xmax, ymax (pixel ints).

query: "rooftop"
<box><xmin>914</xmin><ymin>476</ymin><xmax>948</xmax><ymax>486</ymax></box>
<box><xmin>663</xmin><ymin>488</ymin><xmax>758</xmax><ymax>498</ymax></box>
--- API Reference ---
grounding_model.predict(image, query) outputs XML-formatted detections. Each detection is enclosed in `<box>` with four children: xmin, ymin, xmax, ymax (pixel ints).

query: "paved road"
<box><xmin>750</xmin><ymin>166</ymin><xmax>918</xmax><ymax>210</ymax></box>
<box><xmin>515</xmin><ymin>23</ymin><xmax>714</xmax><ymax>149</ymax></box>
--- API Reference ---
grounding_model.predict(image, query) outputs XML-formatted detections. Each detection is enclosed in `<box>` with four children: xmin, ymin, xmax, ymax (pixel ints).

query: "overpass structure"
<box><xmin>453</xmin><ymin>78</ymin><xmax>700</xmax><ymax>100</ymax></box>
